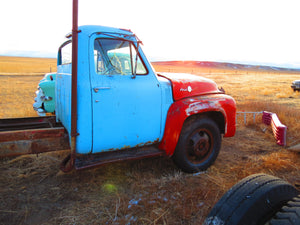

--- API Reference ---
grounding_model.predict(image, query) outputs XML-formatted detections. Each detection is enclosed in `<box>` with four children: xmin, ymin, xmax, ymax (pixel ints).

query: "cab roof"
<box><xmin>78</xmin><ymin>25</ymin><xmax>134</xmax><ymax>37</ymax></box>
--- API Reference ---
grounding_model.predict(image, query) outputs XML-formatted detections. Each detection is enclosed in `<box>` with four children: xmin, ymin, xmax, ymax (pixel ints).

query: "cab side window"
<box><xmin>58</xmin><ymin>41</ymin><xmax>72</xmax><ymax>65</ymax></box>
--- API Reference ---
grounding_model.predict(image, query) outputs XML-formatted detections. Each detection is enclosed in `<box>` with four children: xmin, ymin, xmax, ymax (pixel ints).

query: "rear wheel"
<box><xmin>172</xmin><ymin>118</ymin><xmax>221</xmax><ymax>173</ymax></box>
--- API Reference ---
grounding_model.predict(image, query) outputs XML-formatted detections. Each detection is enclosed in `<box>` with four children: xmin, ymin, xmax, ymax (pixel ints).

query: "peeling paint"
<box><xmin>159</xmin><ymin>94</ymin><xmax>236</xmax><ymax>155</ymax></box>
<box><xmin>185</xmin><ymin>101</ymin><xmax>221</xmax><ymax>116</ymax></box>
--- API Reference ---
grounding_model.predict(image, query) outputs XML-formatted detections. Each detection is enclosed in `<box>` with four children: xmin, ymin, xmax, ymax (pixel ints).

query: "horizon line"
<box><xmin>1</xmin><ymin>51</ymin><xmax>299</xmax><ymax>70</ymax></box>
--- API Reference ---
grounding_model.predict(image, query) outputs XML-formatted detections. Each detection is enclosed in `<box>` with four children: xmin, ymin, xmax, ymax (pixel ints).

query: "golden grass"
<box><xmin>0</xmin><ymin>75</ymin><xmax>43</xmax><ymax>118</ymax></box>
<box><xmin>0</xmin><ymin>58</ymin><xmax>300</xmax><ymax>224</ymax></box>
<box><xmin>0</xmin><ymin>56</ymin><xmax>57</xmax><ymax>118</ymax></box>
<box><xmin>261</xmin><ymin>152</ymin><xmax>299</xmax><ymax>171</ymax></box>
<box><xmin>0</xmin><ymin>56</ymin><xmax>56</xmax><ymax>75</ymax></box>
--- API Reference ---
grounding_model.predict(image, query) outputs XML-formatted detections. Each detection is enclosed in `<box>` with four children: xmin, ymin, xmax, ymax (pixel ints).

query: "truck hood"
<box><xmin>157</xmin><ymin>72</ymin><xmax>222</xmax><ymax>101</ymax></box>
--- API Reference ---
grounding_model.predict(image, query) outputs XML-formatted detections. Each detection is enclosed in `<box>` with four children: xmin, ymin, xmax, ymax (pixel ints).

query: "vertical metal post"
<box><xmin>71</xmin><ymin>0</ymin><xmax>78</xmax><ymax>138</ymax></box>
<box><xmin>70</xmin><ymin>0</ymin><xmax>79</xmax><ymax>169</ymax></box>
<box><xmin>59</xmin><ymin>0</ymin><xmax>79</xmax><ymax>172</ymax></box>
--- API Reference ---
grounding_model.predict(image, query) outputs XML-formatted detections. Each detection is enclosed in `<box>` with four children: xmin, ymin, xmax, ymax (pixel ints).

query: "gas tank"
<box><xmin>157</xmin><ymin>73</ymin><xmax>222</xmax><ymax>101</ymax></box>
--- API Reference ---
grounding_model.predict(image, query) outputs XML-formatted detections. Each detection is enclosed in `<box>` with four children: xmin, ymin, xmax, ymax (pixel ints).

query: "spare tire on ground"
<box><xmin>270</xmin><ymin>194</ymin><xmax>300</xmax><ymax>225</ymax></box>
<box><xmin>204</xmin><ymin>173</ymin><xmax>300</xmax><ymax>225</ymax></box>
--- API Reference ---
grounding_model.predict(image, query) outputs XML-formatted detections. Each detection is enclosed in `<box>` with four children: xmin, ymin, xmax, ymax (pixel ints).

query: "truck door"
<box><xmin>90</xmin><ymin>37</ymin><xmax>162</xmax><ymax>153</ymax></box>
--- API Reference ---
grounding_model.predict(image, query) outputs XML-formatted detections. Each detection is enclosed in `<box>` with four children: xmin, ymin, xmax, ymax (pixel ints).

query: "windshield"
<box><xmin>94</xmin><ymin>38</ymin><xmax>147</xmax><ymax>75</ymax></box>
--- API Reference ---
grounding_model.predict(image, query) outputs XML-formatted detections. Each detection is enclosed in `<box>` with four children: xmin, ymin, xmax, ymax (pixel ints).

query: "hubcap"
<box><xmin>187</xmin><ymin>129</ymin><xmax>213</xmax><ymax>164</ymax></box>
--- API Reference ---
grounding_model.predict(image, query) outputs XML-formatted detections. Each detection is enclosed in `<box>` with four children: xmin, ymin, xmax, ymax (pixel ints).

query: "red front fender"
<box><xmin>158</xmin><ymin>94</ymin><xmax>236</xmax><ymax>156</ymax></box>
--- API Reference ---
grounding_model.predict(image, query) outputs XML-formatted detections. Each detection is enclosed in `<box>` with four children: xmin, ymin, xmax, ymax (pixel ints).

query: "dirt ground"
<box><xmin>1</xmin><ymin>125</ymin><xmax>299</xmax><ymax>225</ymax></box>
<box><xmin>0</xmin><ymin>60</ymin><xmax>300</xmax><ymax>224</ymax></box>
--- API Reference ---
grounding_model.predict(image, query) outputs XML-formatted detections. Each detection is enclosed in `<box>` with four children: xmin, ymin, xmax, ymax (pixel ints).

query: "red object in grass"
<box><xmin>262</xmin><ymin>111</ymin><xmax>287</xmax><ymax>146</ymax></box>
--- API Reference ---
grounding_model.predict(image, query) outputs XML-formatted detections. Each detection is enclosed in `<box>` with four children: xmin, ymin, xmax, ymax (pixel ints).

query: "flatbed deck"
<box><xmin>0</xmin><ymin>116</ymin><xmax>70</xmax><ymax>157</ymax></box>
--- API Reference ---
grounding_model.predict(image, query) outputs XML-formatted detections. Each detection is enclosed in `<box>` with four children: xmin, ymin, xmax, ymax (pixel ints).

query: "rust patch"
<box><xmin>0</xmin><ymin>128</ymin><xmax>70</xmax><ymax>157</ymax></box>
<box><xmin>103</xmin><ymin>138</ymin><xmax>160</xmax><ymax>152</ymax></box>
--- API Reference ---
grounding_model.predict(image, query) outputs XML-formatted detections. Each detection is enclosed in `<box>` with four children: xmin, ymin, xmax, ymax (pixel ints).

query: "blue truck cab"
<box><xmin>57</xmin><ymin>25</ymin><xmax>172</xmax><ymax>154</ymax></box>
<box><xmin>56</xmin><ymin>25</ymin><xmax>236</xmax><ymax>173</ymax></box>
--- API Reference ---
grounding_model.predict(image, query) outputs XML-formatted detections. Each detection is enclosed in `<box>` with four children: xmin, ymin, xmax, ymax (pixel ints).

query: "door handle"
<box><xmin>93</xmin><ymin>87</ymin><xmax>111</xmax><ymax>93</ymax></box>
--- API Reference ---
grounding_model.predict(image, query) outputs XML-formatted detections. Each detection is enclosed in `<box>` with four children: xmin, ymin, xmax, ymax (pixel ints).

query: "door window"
<box><xmin>94</xmin><ymin>38</ymin><xmax>147</xmax><ymax>75</ymax></box>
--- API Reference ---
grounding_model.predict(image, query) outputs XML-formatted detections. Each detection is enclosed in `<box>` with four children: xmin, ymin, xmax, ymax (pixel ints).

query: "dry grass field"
<box><xmin>0</xmin><ymin>57</ymin><xmax>300</xmax><ymax>224</ymax></box>
<box><xmin>0</xmin><ymin>56</ymin><xmax>56</xmax><ymax>118</ymax></box>
<box><xmin>0</xmin><ymin>56</ymin><xmax>56</xmax><ymax>75</ymax></box>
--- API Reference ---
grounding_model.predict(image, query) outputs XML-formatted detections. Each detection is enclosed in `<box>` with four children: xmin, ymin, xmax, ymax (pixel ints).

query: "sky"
<box><xmin>0</xmin><ymin>0</ymin><xmax>300</xmax><ymax>68</ymax></box>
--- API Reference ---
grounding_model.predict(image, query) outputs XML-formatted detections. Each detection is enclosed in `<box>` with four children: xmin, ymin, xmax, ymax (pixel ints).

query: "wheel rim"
<box><xmin>186</xmin><ymin>128</ymin><xmax>214</xmax><ymax>165</ymax></box>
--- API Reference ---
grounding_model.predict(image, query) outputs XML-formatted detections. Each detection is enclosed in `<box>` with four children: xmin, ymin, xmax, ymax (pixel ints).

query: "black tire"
<box><xmin>172</xmin><ymin>117</ymin><xmax>221</xmax><ymax>173</ymax></box>
<box><xmin>270</xmin><ymin>195</ymin><xmax>300</xmax><ymax>225</ymax></box>
<box><xmin>204</xmin><ymin>173</ymin><xmax>300</xmax><ymax>225</ymax></box>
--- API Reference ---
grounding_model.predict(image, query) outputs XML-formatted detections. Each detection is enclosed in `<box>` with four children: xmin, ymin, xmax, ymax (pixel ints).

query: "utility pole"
<box><xmin>63</xmin><ymin>0</ymin><xmax>78</xmax><ymax>172</ymax></box>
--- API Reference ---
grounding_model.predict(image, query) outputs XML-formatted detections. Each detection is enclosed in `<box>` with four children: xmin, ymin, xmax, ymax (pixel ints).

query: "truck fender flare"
<box><xmin>158</xmin><ymin>96</ymin><xmax>236</xmax><ymax>156</ymax></box>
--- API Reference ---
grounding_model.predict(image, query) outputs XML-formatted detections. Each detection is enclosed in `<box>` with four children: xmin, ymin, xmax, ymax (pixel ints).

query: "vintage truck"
<box><xmin>0</xmin><ymin>25</ymin><xmax>236</xmax><ymax>173</ymax></box>
<box><xmin>33</xmin><ymin>73</ymin><xmax>56</xmax><ymax>116</ymax></box>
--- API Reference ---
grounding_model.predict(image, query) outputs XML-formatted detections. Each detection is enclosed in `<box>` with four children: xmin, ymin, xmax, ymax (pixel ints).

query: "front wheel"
<box><xmin>172</xmin><ymin>118</ymin><xmax>221</xmax><ymax>173</ymax></box>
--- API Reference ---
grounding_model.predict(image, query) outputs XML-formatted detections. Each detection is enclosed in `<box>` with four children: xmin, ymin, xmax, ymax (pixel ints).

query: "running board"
<box><xmin>74</xmin><ymin>146</ymin><xmax>165</xmax><ymax>170</ymax></box>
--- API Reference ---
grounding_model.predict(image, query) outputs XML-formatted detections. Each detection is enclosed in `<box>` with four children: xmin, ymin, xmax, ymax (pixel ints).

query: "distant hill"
<box><xmin>152</xmin><ymin>61</ymin><xmax>300</xmax><ymax>73</ymax></box>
